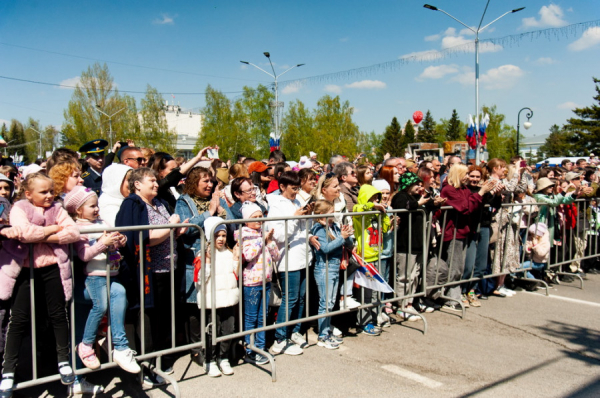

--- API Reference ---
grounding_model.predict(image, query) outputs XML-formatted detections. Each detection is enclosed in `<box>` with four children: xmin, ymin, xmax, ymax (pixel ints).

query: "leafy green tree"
<box><xmin>195</xmin><ymin>85</ymin><xmax>247</xmax><ymax>161</ymax></box>
<box><xmin>446</xmin><ymin>109</ymin><xmax>463</xmax><ymax>141</ymax></box>
<box><xmin>565</xmin><ymin>77</ymin><xmax>600</xmax><ymax>155</ymax></box>
<box><xmin>538</xmin><ymin>124</ymin><xmax>575</xmax><ymax>157</ymax></box>
<box><xmin>237</xmin><ymin>85</ymin><xmax>274</xmax><ymax>157</ymax></box>
<box><xmin>357</xmin><ymin>131</ymin><xmax>383</xmax><ymax>162</ymax></box>
<box><xmin>403</xmin><ymin>120</ymin><xmax>416</xmax><ymax>151</ymax></box>
<box><xmin>62</xmin><ymin>63</ymin><xmax>135</xmax><ymax>150</ymax></box>
<box><xmin>483</xmin><ymin>105</ymin><xmax>517</xmax><ymax>161</ymax></box>
<box><xmin>377</xmin><ymin>117</ymin><xmax>403</xmax><ymax>158</ymax></box>
<box><xmin>417</xmin><ymin>110</ymin><xmax>437</xmax><ymax>143</ymax></box>
<box><xmin>312</xmin><ymin>95</ymin><xmax>360</xmax><ymax>160</ymax></box>
<box><xmin>7</xmin><ymin>119</ymin><xmax>28</xmax><ymax>163</ymax></box>
<box><xmin>139</xmin><ymin>85</ymin><xmax>176</xmax><ymax>153</ymax></box>
<box><xmin>281</xmin><ymin>99</ymin><xmax>315</xmax><ymax>161</ymax></box>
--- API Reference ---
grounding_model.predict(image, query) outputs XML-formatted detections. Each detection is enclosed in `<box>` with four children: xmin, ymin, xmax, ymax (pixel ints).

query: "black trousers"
<box><xmin>3</xmin><ymin>265</ymin><xmax>70</xmax><ymax>374</ymax></box>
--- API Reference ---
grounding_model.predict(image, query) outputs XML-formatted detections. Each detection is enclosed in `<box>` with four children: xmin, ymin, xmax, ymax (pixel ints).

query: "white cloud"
<box><xmin>441</xmin><ymin>31</ymin><xmax>502</xmax><ymax>53</ymax></box>
<box><xmin>153</xmin><ymin>13</ymin><xmax>175</xmax><ymax>25</ymax></box>
<box><xmin>418</xmin><ymin>64</ymin><xmax>459</xmax><ymax>80</ymax></box>
<box><xmin>459</xmin><ymin>27</ymin><xmax>476</xmax><ymax>36</ymax></box>
<box><xmin>521</xmin><ymin>4</ymin><xmax>567</xmax><ymax>28</ymax></box>
<box><xmin>339</xmin><ymin>37</ymin><xmax>349</xmax><ymax>42</ymax></box>
<box><xmin>480</xmin><ymin>65</ymin><xmax>525</xmax><ymax>89</ymax></box>
<box><xmin>557</xmin><ymin>101</ymin><xmax>580</xmax><ymax>110</ymax></box>
<box><xmin>424</xmin><ymin>34</ymin><xmax>440</xmax><ymax>42</ymax></box>
<box><xmin>535</xmin><ymin>57</ymin><xmax>556</xmax><ymax>65</ymax></box>
<box><xmin>0</xmin><ymin>119</ymin><xmax>10</xmax><ymax>127</ymax></box>
<box><xmin>568</xmin><ymin>27</ymin><xmax>600</xmax><ymax>51</ymax></box>
<box><xmin>451</xmin><ymin>65</ymin><xmax>524</xmax><ymax>89</ymax></box>
<box><xmin>282</xmin><ymin>83</ymin><xmax>302</xmax><ymax>94</ymax></box>
<box><xmin>58</xmin><ymin>76</ymin><xmax>81</xmax><ymax>89</ymax></box>
<box><xmin>324</xmin><ymin>84</ymin><xmax>342</xmax><ymax>94</ymax></box>
<box><xmin>345</xmin><ymin>80</ymin><xmax>386</xmax><ymax>90</ymax></box>
<box><xmin>239</xmin><ymin>64</ymin><xmax>248</xmax><ymax>70</ymax></box>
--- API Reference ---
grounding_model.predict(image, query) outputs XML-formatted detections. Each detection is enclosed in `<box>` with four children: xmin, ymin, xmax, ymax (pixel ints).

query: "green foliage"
<box><xmin>281</xmin><ymin>99</ymin><xmax>315</xmax><ymax>161</ymax></box>
<box><xmin>446</xmin><ymin>109</ymin><xmax>463</xmax><ymax>141</ymax></box>
<box><xmin>417</xmin><ymin>110</ymin><xmax>437</xmax><ymax>143</ymax></box>
<box><xmin>63</xmin><ymin>63</ymin><xmax>134</xmax><ymax>150</ymax></box>
<box><xmin>538</xmin><ymin>124</ymin><xmax>575</xmax><ymax>157</ymax></box>
<box><xmin>312</xmin><ymin>95</ymin><xmax>361</xmax><ymax>160</ymax></box>
<box><xmin>403</xmin><ymin>120</ymin><xmax>416</xmax><ymax>150</ymax></box>
<box><xmin>8</xmin><ymin>120</ymin><xmax>27</xmax><ymax>163</ymax></box>
<box><xmin>239</xmin><ymin>85</ymin><xmax>274</xmax><ymax>157</ymax></box>
<box><xmin>139</xmin><ymin>85</ymin><xmax>176</xmax><ymax>153</ymax></box>
<box><xmin>357</xmin><ymin>131</ymin><xmax>383</xmax><ymax>163</ymax></box>
<box><xmin>564</xmin><ymin>77</ymin><xmax>600</xmax><ymax>155</ymax></box>
<box><xmin>377</xmin><ymin>117</ymin><xmax>403</xmax><ymax>159</ymax></box>
<box><xmin>195</xmin><ymin>85</ymin><xmax>246</xmax><ymax>161</ymax></box>
<box><xmin>483</xmin><ymin>105</ymin><xmax>517</xmax><ymax>161</ymax></box>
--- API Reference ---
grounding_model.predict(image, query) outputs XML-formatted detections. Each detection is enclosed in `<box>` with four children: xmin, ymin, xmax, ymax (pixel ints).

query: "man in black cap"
<box><xmin>79</xmin><ymin>139</ymin><xmax>108</xmax><ymax>196</ymax></box>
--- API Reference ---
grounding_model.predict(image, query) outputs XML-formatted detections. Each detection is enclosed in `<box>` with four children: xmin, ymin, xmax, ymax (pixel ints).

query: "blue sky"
<box><xmin>1</xmin><ymin>0</ymin><xmax>599</xmax><ymax>147</ymax></box>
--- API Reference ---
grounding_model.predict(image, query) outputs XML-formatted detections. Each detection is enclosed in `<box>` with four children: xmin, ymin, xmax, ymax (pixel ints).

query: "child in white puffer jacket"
<box><xmin>196</xmin><ymin>217</ymin><xmax>239</xmax><ymax>377</ymax></box>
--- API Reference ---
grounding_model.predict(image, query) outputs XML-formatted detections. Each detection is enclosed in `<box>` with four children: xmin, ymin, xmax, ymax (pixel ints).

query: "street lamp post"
<box><xmin>517</xmin><ymin>107</ymin><xmax>533</xmax><ymax>157</ymax></box>
<box><xmin>424</xmin><ymin>1</ymin><xmax>525</xmax><ymax>164</ymax></box>
<box><xmin>240</xmin><ymin>53</ymin><xmax>304</xmax><ymax>149</ymax></box>
<box><xmin>94</xmin><ymin>105</ymin><xmax>126</xmax><ymax>148</ymax></box>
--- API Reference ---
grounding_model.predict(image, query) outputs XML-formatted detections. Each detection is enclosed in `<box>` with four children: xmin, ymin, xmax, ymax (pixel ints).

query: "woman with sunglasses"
<box><xmin>230</xmin><ymin>177</ymin><xmax>267</xmax><ymax>220</ymax></box>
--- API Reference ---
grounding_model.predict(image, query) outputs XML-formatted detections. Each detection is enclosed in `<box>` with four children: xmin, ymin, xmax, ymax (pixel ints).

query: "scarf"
<box><xmin>192</xmin><ymin>195</ymin><xmax>227</xmax><ymax>219</ymax></box>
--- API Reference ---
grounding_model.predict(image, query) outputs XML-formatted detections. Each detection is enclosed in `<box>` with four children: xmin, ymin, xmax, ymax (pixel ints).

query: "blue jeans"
<box><xmin>243</xmin><ymin>283</ymin><xmax>270</xmax><ymax>353</ymax></box>
<box><xmin>82</xmin><ymin>275</ymin><xmax>129</xmax><ymax>351</ymax></box>
<box><xmin>520</xmin><ymin>261</ymin><xmax>546</xmax><ymax>279</ymax></box>
<box><xmin>314</xmin><ymin>262</ymin><xmax>339</xmax><ymax>339</ymax></box>
<box><xmin>275</xmin><ymin>270</ymin><xmax>306</xmax><ymax>342</ymax></box>
<box><xmin>463</xmin><ymin>227</ymin><xmax>490</xmax><ymax>294</ymax></box>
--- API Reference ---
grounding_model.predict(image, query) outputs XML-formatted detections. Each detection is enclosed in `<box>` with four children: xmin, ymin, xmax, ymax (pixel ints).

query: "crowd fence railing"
<box><xmin>9</xmin><ymin>197</ymin><xmax>600</xmax><ymax>392</ymax></box>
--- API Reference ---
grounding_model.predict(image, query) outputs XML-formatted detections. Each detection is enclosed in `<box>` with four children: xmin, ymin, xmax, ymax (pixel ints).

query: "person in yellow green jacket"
<box><xmin>350</xmin><ymin>184</ymin><xmax>391</xmax><ymax>336</ymax></box>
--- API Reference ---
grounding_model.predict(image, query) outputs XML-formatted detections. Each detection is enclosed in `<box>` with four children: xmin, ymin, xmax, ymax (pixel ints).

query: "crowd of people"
<box><xmin>0</xmin><ymin>138</ymin><xmax>598</xmax><ymax>395</ymax></box>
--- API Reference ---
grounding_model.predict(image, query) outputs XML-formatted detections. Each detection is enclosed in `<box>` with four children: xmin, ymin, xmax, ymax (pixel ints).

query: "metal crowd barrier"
<box><xmin>13</xmin><ymin>223</ymin><xmax>199</xmax><ymax>398</ymax></box>
<box><xmin>9</xmin><ymin>197</ymin><xmax>600</xmax><ymax>392</ymax></box>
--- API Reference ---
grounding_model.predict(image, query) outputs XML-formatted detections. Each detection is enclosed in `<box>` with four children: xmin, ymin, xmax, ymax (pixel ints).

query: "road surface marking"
<box><xmin>523</xmin><ymin>292</ymin><xmax>600</xmax><ymax>307</ymax></box>
<box><xmin>381</xmin><ymin>365</ymin><xmax>443</xmax><ymax>389</ymax></box>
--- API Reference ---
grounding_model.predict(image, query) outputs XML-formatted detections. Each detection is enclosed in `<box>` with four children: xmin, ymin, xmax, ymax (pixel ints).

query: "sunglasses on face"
<box><xmin>126</xmin><ymin>157</ymin><xmax>146</xmax><ymax>164</ymax></box>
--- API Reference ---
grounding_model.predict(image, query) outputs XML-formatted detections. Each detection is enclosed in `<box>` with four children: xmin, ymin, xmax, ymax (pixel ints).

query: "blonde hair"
<box><xmin>19</xmin><ymin>172</ymin><xmax>54</xmax><ymax>202</ymax></box>
<box><xmin>229</xmin><ymin>163</ymin><xmax>249</xmax><ymax>179</ymax></box>
<box><xmin>312</xmin><ymin>199</ymin><xmax>335</xmax><ymax>239</ymax></box>
<box><xmin>48</xmin><ymin>161</ymin><xmax>81</xmax><ymax>195</ymax></box>
<box><xmin>314</xmin><ymin>174</ymin><xmax>338</xmax><ymax>199</ymax></box>
<box><xmin>446</xmin><ymin>164</ymin><xmax>469</xmax><ymax>188</ymax></box>
<box><xmin>506</xmin><ymin>164</ymin><xmax>517</xmax><ymax>182</ymax></box>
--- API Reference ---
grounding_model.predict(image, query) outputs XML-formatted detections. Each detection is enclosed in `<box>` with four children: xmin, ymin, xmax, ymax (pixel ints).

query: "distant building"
<box><xmin>164</xmin><ymin>102</ymin><xmax>204</xmax><ymax>158</ymax></box>
<box><xmin>520</xmin><ymin>134</ymin><xmax>548</xmax><ymax>159</ymax></box>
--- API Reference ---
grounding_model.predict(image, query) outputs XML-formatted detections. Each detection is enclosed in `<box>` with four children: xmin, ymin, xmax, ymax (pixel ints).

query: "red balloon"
<box><xmin>413</xmin><ymin>111</ymin><xmax>423</xmax><ymax>124</ymax></box>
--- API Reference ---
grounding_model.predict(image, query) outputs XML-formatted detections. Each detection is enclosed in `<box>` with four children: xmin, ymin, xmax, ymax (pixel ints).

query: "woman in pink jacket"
<box><xmin>0</xmin><ymin>173</ymin><xmax>81</xmax><ymax>397</ymax></box>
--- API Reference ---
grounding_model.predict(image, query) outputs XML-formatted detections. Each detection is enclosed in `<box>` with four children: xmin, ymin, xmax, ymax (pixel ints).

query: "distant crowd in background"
<box><xmin>0</xmin><ymin>137</ymin><xmax>598</xmax><ymax>396</ymax></box>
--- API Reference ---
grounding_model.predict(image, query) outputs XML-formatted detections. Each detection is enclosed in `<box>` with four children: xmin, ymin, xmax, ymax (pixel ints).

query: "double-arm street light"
<box><xmin>94</xmin><ymin>104</ymin><xmax>126</xmax><ymax>148</ymax></box>
<box><xmin>240</xmin><ymin>53</ymin><xmax>304</xmax><ymax>147</ymax></box>
<box><xmin>424</xmin><ymin>1</ymin><xmax>525</xmax><ymax>163</ymax></box>
<box><xmin>516</xmin><ymin>107</ymin><xmax>533</xmax><ymax>157</ymax></box>
<box><xmin>27</xmin><ymin>127</ymin><xmax>43</xmax><ymax>159</ymax></box>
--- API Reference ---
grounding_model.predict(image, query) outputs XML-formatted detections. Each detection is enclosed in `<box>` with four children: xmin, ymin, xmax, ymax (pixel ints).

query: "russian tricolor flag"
<box><xmin>466</xmin><ymin>114</ymin><xmax>477</xmax><ymax>149</ymax></box>
<box><xmin>352</xmin><ymin>253</ymin><xmax>394</xmax><ymax>293</ymax></box>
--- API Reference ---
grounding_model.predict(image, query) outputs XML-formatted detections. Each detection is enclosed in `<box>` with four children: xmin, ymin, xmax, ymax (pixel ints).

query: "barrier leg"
<box><xmin>439</xmin><ymin>295</ymin><xmax>465</xmax><ymax>319</ymax></box>
<box><xmin>398</xmin><ymin>302</ymin><xmax>428</xmax><ymax>335</ymax></box>
<box><xmin>514</xmin><ymin>276</ymin><xmax>550</xmax><ymax>296</ymax></box>
<box><xmin>141</xmin><ymin>358</ymin><xmax>181</xmax><ymax>397</ymax></box>
<box><xmin>247</xmin><ymin>333</ymin><xmax>277</xmax><ymax>382</ymax></box>
<box><xmin>556</xmin><ymin>271</ymin><xmax>584</xmax><ymax>290</ymax></box>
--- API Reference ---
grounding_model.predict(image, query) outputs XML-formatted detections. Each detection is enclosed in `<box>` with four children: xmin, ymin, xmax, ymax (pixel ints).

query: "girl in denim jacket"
<box><xmin>310</xmin><ymin>200</ymin><xmax>353</xmax><ymax>350</ymax></box>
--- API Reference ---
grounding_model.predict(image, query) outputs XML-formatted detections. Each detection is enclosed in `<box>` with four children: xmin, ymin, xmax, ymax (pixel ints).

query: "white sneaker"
<box><xmin>332</xmin><ymin>326</ymin><xmax>343</xmax><ymax>337</ymax></box>
<box><xmin>205</xmin><ymin>361</ymin><xmax>222</xmax><ymax>377</ymax></box>
<box><xmin>217</xmin><ymin>358</ymin><xmax>234</xmax><ymax>376</ymax></box>
<box><xmin>340</xmin><ymin>296</ymin><xmax>361</xmax><ymax>309</ymax></box>
<box><xmin>112</xmin><ymin>348</ymin><xmax>141</xmax><ymax>374</ymax></box>
<box><xmin>291</xmin><ymin>332</ymin><xmax>308</xmax><ymax>348</ymax></box>
<box><xmin>271</xmin><ymin>339</ymin><xmax>303</xmax><ymax>355</ymax></box>
<box><xmin>377</xmin><ymin>312</ymin><xmax>391</xmax><ymax>328</ymax></box>
<box><xmin>68</xmin><ymin>378</ymin><xmax>104</xmax><ymax>395</ymax></box>
<box><xmin>397</xmin><ymin>311</ymin><xmax>420</xmax><ymax>322</ymax></box>
<box><xmin>498</xmin><ymin>286</ymin><xmax>515</xmax><ymax>297</ymax></box>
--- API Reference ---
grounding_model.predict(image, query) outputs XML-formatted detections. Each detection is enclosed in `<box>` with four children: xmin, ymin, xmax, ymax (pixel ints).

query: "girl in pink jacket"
<box><xmin>0</xmin><ymin>173</ymin><xmax>81</xmax><ymax>396</ymax></box>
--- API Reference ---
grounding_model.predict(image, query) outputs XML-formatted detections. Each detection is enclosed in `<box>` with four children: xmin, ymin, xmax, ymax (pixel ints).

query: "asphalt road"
<box><xmin>18</xmin><ymin>274</ymin><xmax>600</xmax><ymax>398</ymax></box>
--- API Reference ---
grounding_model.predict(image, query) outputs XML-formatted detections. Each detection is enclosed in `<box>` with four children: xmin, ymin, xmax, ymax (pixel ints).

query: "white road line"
<box><xmin>523</xmin><ymin>291</ymin><xmax>600</xmax><ymax>307</ymax></box>
<box><xmin>381</xmin><ymin>365</ymin><xmax>443</xmax><ymax>389</ymax></box>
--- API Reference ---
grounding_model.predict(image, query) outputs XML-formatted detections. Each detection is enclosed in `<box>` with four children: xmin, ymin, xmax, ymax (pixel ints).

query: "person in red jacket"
<box><xmin>440</xmin><ymin>164</ymin><xmax>495</xmax><ymax>311</ymax></box>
